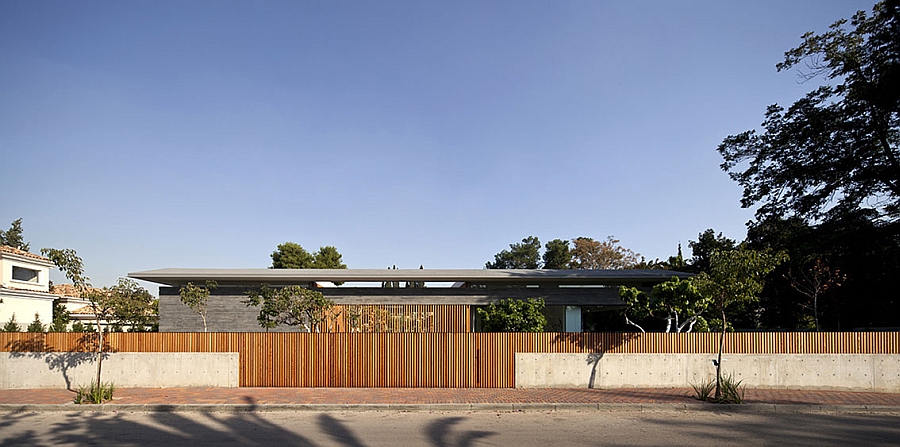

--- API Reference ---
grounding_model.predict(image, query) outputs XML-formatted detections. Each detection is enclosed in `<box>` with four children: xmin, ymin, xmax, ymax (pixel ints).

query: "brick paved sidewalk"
<box><xmin>2</xmin><ymin>387</ymin><xmax>899</xmax><ymax>407</ymax></box>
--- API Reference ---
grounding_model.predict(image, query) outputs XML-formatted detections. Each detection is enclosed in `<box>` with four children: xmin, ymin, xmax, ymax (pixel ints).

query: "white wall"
<box><xmin>0</xmin><ymin>252</ymin><xmax>53</xmax><ymax>293</ymax></box>
<box><xmin>0</xmin><ymin>291</ymin><xmax>54</xmax><ymax>330</ymax></box>
<box><xmin>516</xmin><ymin>353</ymin><xmax>900</xmax><ymax>392</ymax></box>
<box><xmin>0</xmin><ymin>352</ymin><xmax>240</xmax><ymax>389</ymax></box>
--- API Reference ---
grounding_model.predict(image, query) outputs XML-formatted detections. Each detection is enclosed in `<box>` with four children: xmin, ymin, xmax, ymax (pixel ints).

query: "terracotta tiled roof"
<box><xmin>0</xmin><ymin>245</ymin><xmax>49</xmax><ymax>261</ymax></box>
<box><xmin>70</xmin><ymin>305</ymin><xmax>96</xmax><ymax>315</ymax></box>
<box><xmin>50</xmin><ymin>284</ymin><xmax>104</xmax><ymax>298</ymax></box>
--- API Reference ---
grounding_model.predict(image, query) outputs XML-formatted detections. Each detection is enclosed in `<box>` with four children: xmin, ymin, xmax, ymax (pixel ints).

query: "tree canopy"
<box><xmin>0</xmin><ymin>218</ymin><xmax>29</xmax><ymax>251</ymax></box>
<box><xmin>244</xmin><ymin>284</ymin><xmax>334</xmax><ymax>332</ymax></box>
<box><xmin>719</xmin><ymin>1</ymin><xmax>900</xmax><ymax>223</ymax></box>
<box><xmin>271</xmin><ymin>242</ymin><xmax>347</xmax><ymax>270</ymax></box>
<box><xmin>485</xmin><ymin>236</ymin><xmax>541</xmax><ymax>269</ymax></box>
<box><xmin>569</xmin><ymin>236</ymin><xmax>640</xmax><ymax>269</ymax></box>
<box><xmin>477</xmin><ymin>298</ymin><xmax>547</xmax><ymax>332</ymax></box>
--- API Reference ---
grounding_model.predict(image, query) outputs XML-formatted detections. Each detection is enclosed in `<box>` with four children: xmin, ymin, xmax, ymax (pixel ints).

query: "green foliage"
<box><xmin>542</xmin><ymin>239</ymin><xmax>571</xmax><ymax>269</ymax></box>
<box><xmin>106</xmin><ymin>278</ymin><xmax>156</xmax><ymax>332</ymax></box>
<box><xmin>179</xmin><ymin>280</ymin><xmax>217</xmax><ymax>332</ymax></box>
<box><xmin>244</xmin><ymin>284</ymin><xmax>334</xmax><ymax>332</ymax></box>
<box><xmin>486</xmin><ymin>236</ymin><xmax>541</xmax><ymax>269</ymax></box>
<box><xmin>311</xmin><ymin>246</ymin><xmax>347</xmax><ymax>269</ymax></box>
<box><xmin>694</xmin><ymin>246</ymin><xmax>786</xmax><ymax>400</ymax></box>
<box><xmin>271</xmin><ymin>242</ymin><xmax>348</xmax><ymax>270</ymax></box>
<box><xmin>693</xmin><ymin>373</ymin><xmax>745</xmax><ymax>404</ymax></box>
<box><xmin>477</xmin><ymin>298</ymin><xmax>547</xmax><ymax>332</ymax></box>
<box><xmin>719</xmin><ymin>1</ymin><xmax>900</xmax><ymax>223</ymax></box>
<box><xmin>271</xmin><ymin>242</ymin><xmax>315</xmax><ymax>268</ymax></box>
<box><xmin>26</xmin><ymin>313</ymin><xmax>45</xmax><ymax>332</ymax></box>
<box><xmin>70</xmin><ymin>321</ymin><xmax>88</xmax><ymax>333</ymax></box>
<box><xmin>0</xmin><ymin>218</ymin><xmax>29</xmax><ymax>251</ymax></box>
<box><xmin>619</xmin><ymin>277</ymin><xmax>711</xmax><ymax>333</ymax></box>
<box><xmin>570</xmin><ymin>236</ymin><xmax>640</xmax><ymax>269</ymax></box>
<box><xmin>694</xmin><ymin>248</ymin><xmax>787</xmax><ymax>316</ymax></box>
<box><xmin>41</xmin><ymin>248</ymin><xmax>90</xmax><ymax>290</ymax></box>
<box><xmin>687</xmin><ymin>230</ymin><xmax>737</xmax><ymax>273</ymax></box>
<box><xmin>50</xmin><ymin>299</ymin><xmax>71</xmax><ymax>332</ymax></box>
<box><xmin>2</xmin><ymin>314</ymin><xmax>21</xmax><ymax>332</ymax></box>
<box><xmin>74</xmin><ymin>381</ymin><xmax>115</xmax><ymax>404</ymax></box>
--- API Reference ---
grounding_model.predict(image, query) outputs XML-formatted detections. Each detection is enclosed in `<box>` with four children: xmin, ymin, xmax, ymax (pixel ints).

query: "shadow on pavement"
<box><xmin>639</xmin><ymin>412</ymin><xmax>900</xmax><ymax>447</ymax></box>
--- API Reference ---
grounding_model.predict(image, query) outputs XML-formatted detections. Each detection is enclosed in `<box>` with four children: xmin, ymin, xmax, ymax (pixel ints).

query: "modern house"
<box><xmin>0</xmin><ymin>245</ymin><xmax>58</xmax><ymax>330</ymax></box>
<box><xmin>129</xmin><ymin>268</ymin><xmax>690</xmax><ymax>333</ymax></box>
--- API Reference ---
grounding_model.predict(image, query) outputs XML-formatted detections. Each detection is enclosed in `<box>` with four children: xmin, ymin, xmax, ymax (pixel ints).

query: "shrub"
<box><xmin>2</xmin><ymin>314</ymin><xmax>21</xmax><ymax>332</ymax></box>
<box><xmin>692</xmin><ymin>373</ymin><xmax>745</xmax><ymax>404</ymax></box>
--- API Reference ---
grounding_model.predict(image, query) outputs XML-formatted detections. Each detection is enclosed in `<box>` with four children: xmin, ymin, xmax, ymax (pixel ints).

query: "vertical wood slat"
<box><xmin>2</xmin><ymin>332</ymin><xmax>898</xmax><ymax>387</ymax></box>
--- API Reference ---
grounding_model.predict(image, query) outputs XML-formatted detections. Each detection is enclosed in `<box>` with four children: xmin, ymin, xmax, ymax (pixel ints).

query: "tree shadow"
<box><xmin>425</xmin><ymin>416</ymin><xmax>494</xmax><ymax>447</ymax></box>
<box><xmin>552</xmin><ymin>332</ymin><xmax>639</xmax><ymax>389</ymax></box>
<box><xmin>5</xmin><ymin>333</ymin><xmax>115</xmax><ymax>391</ymax></box>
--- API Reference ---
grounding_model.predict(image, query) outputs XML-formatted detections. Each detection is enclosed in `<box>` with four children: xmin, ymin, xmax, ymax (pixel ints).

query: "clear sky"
<box><xmin>0</xmin><ymin>0</ymin><xmax>876</xmax><ymax>293</ymax></box>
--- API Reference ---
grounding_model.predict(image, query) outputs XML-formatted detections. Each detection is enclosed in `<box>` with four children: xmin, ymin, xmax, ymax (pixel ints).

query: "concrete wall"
<box><xmin>0</xmin><ymin>352</ymin><xmax>239</xmax><ymax>389</ymax></box>
<box><xmin>515</xmin><ymin>353</ymin><xmax>900</xmax><ymax>392</ymax></box>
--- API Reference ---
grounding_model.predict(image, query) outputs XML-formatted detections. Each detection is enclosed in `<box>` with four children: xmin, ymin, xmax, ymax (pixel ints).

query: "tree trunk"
<box><xmin>715</xmin><ymin>308</ymin><xmax>726</xmax><ymax>401</ymax></box>
<box><xmin>94</xmin><ymin>314</ymin><xmax>103</xmax><ymax>386</ymax></box>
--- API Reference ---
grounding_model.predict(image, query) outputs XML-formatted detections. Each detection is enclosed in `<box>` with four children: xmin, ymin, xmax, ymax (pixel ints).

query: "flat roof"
<box><xmin>128</xmin><ymin>268</ymin><xmax>690</xmax><ymax>287</ymax></box>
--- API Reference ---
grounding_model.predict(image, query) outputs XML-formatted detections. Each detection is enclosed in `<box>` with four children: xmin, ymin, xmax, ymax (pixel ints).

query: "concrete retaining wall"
<box><xmin>515</xmin><ymin>353</ymin><xmax>900</xmax><ymax>392</ymax></box>
<box><xmin>0</xmin><ymin>353</ymin><xmax>239</xmax><ymax>389</ymax></box>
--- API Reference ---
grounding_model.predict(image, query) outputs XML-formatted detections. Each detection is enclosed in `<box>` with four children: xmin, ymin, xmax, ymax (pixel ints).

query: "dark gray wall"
<box><xmin>158</xmin><ymin>286</ymin><xmax>626</xmax><ymax>332</ymax></box>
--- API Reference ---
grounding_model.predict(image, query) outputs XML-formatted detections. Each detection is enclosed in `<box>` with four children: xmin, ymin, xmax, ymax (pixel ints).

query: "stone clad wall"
<box><xmin>515</xmin><ymin>353</ymin><xmax>900</xmax><ymax>392</ymax></box>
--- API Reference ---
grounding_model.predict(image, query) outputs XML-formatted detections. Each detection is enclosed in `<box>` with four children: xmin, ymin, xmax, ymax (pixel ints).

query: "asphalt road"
<box><xmin>1</xmin><ymin>410</ymin><xmax>899</xmax><ymax>446</ymax></box>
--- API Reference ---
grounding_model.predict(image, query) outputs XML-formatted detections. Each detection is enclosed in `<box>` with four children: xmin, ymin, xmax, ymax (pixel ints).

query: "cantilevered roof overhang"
<box><xmin>128</xmin><ymin>268</ymin><xmax>690</xmax><ymax>288</ymax></box>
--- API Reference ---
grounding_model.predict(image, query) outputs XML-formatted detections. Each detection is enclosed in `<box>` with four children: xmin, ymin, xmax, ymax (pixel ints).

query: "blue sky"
<box><xmin>0</xmin><ymin>0</ymin><xmax>875</xmax><ymax>293</ymax></box>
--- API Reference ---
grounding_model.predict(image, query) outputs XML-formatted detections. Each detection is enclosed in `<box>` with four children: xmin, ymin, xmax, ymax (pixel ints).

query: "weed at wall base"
<box><xmin>74</xmin><ymin>382</ymin><xmax>115</xmax><ymax>404</ymax></box>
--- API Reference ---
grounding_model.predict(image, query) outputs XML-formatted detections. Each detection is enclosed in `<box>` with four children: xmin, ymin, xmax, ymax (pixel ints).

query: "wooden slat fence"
<box><xmin>2</xmin><ymin>332</ymin><xmax>897</xmax><ymax>388</ymax></box>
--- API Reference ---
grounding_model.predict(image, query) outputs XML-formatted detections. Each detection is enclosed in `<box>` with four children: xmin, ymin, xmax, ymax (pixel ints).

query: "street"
<box><xmin>1</xmin><ymin>410</ymin><xmax>899</xmax><ymax>446</ymax></box>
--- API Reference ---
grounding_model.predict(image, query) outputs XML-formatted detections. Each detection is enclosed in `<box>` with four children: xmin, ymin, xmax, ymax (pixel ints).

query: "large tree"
<box><xmin>542</xmin><ymin>239</ymin><xmax>571</xmax><ymax>269</ymax></box>
<box><xmin>271</xmin><ymin>242</ymin><xmax>347</xmax><ymax>270</ymax></box>
<box><xmin>485</xmin><ymin>236</ymin><xmax>541</xmax><ymax>269</ymax></box>
<box><xmin>0</xmin><ymin>218</ymin><xmax>29</xmax><ymax>251</ymax></box>
<box><xmin>569</xmin><ymin>236</ymin><xmax>640</xmax><ymax>270</ymax></box>
<box><xmin>719</xmin><ymin>1</ymin><xmax>900</xmax><ymax>223</ymax></box>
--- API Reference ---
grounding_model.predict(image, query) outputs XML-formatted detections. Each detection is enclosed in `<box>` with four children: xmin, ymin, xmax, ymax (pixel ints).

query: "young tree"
<box><xmin>2</xmin><ymin>314</ymin><xmax>21</xmax><ymax>332</ymax></box>
<box><xmin>178</xmin><ymin>280</ymin><xmax>217</xmax><ymax>332</ymax></box>
<box><xmin>0</xmin><ymin>218</ymin><xmax>29</xmax><ymax>251</ymax></box>
<box><xmin>485</xmin><ymin>236</ymin><xmax>541</xmax><ymax>269</ymax></box>
<box><xmin>785</xmin><ymin>259</ymin><xmax>846</xmax><ymax>332</ymax></box>
<box><xmin>693</xmin><ymin>247</ymin><xmax>786</xmax><ymax>400</ymax></box>
<box><xmin>719</xmin><ymin>1</ymin><xmax>900</xmax><ymax>223</ymax></box>
<box><xmin>569</xmin><ymin>236</ymin><xmax>640</xmax><ymax>269</ymax></box>
<box><xmin>26</xmin><ymin>313</ymin><xmax>46</xmax><ymax>332</ymax></box>
<box><xmin>41</xmin><ymin>247</ymin><xmax>109</xmax><ymax>389</ymax></box>
<box><xmin>477</xmin><ymin>298</ymin><xmax>547</xmax><ymax>332</ymax></box>
<box><xmin>244</xmin><ymin>284</ymin><xmax>335</xmax><ymax>332</ymax></box>
<box><xmin>50</xmin><ymin>299</ymin><xmax>71</xmax><ymax>332</ymax></box>
<box><xmin>619</xmin><ymin>277</ymin><xmax>711</xmax><ymax>333</ymax></box>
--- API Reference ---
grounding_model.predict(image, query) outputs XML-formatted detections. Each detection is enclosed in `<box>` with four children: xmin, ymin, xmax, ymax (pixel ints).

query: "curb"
<box><xmin>2</xmin><ymin>403</ymin><xmax>898</xmax><ymax>414</ymax></box>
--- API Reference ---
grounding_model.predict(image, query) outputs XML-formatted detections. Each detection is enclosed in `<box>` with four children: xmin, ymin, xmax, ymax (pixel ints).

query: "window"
<box><xmin>12</xmin><ymin>266</ymin><xmax>39</xmax><ymax>283</ymax></box>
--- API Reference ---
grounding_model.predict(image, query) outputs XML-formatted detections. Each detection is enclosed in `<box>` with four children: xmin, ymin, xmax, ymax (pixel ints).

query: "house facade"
<box><xmin>129</xmin><ymin>268</ymin><xmax>690</xmax><ymax>333</ymax></box>
<box><xmin>0</xmin><ymin>246</ymin><xmax>58</xmax><ymax>330</ymax></box>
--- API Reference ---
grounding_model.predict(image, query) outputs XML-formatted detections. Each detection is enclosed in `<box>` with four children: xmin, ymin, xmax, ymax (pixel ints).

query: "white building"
<box><xmin>0</xmin><ymin>245</ymin><xmax>57</xmax><ymax>330</ymax></box>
